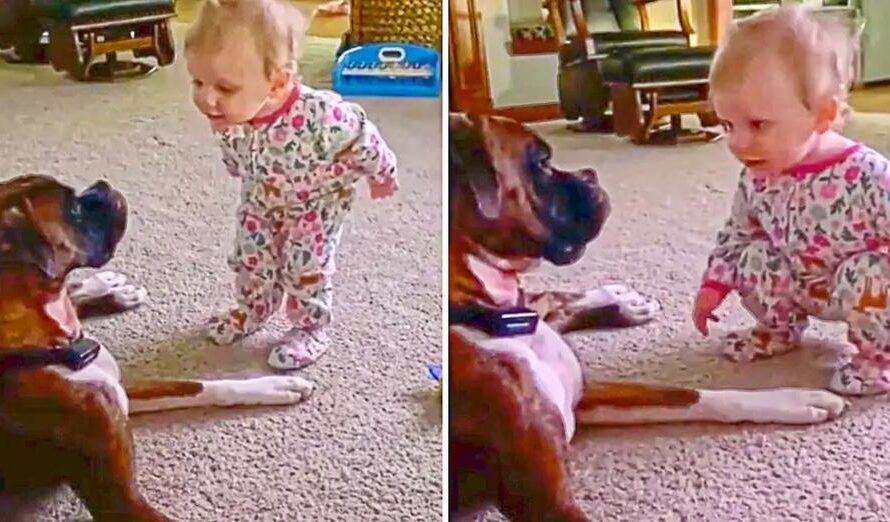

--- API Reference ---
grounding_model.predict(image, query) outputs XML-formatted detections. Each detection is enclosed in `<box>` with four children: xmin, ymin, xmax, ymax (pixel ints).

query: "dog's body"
<box><xmin>448</xmin><ymin>113</ymin><xmax>849</xmax><ymax>521</ymax></box>
<box><xmin>0</xmin><ymin>175</ymin><xmax>314</xmax><ymax>521</ymax></box>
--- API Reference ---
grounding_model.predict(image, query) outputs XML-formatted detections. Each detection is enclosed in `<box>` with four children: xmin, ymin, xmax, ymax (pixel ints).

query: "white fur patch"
<box><xmin>453</xmin><ymin>322</ymin><xmax>581</xmax><ymax>441</ymax></box>
<box><xmin>571</xmin><ymin>284</ymin><xmax>660</xmax><ymax>324</ymax></box>
<box><xmin>51</xmin><ymin>345</ymin><xmax>128</xmax><ymax>416</ymax></box>
<box><xmin>68</xmin><ymin>271</ymin><xmax>147</xmax><ymax>309</ymax></box>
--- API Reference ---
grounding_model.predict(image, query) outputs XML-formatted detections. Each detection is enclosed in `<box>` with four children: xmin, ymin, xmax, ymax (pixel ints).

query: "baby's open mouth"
<box><xmin>205</xmin><ymin>113</ymin><xmax>230</xmax><ymax>130</ymax></box>
<box><xmin>742</xmin><ymin>159</ymin><xmax>766</xmax><ymax>168</ymax></box>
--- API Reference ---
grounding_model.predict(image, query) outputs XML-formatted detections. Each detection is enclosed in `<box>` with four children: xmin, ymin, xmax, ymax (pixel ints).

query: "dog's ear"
<box><xmin>451</xmin><ymin>113</ymin><xmax>502</xmax><ymax>220</ymax></box>
<box><xmin>0</xmin><ymin>203</ymin><xmax>64</xmax><ymax>280</ymax></box>
<box><xmin>468</xmin><ymin>168</ymin><xmax>501</xmax><ymax>220</ymax></box>
<box><xmin>471</xmin><ymin>114</ymin><xmax>533</xmax><ymax>216</ymax></box>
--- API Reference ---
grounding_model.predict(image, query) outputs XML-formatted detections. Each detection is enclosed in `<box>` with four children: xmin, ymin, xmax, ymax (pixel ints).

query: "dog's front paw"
<box><xmin>763</xmin><ymin>389</ymin><xmax>849</xmax><ymax>424</ymax></box>
<box><xmin>706</xmin><ymin>388</ymin><xmax>848</xmax><ymax>424</ymax></box>
<box><xmin>208</xmin><ymin>376</ymin><xmax>316</xmax><ymax>407</ymax></box>
<box><xmin>69</xmin><ymin>271</ymin><xmax>147</xmax><ymax>312</ymax></box>
<box><xmin>573</xmin><ymin>284</ymin><xmax>660</xmax><ymax>326</ymax></box>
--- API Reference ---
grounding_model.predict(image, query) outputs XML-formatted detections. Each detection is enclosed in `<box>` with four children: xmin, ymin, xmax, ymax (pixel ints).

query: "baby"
<box><xmin>693</xmin><ymin>5</ymin><xmax>890</xmax><ymax>396</ymax></box>
<box><xmin>184</xmin><ymin>0</ymin><xmax>398</xmax><ymax>370</ymax></box>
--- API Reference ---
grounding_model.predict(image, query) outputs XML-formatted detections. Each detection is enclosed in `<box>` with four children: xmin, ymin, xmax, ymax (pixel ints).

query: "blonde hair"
<box><xmin>184</xmin><ymin>0</ymin><xmax>307</xmax><ymax>77</ymax></box>
<box><xmin>709</xmin><ymin>4</ymin><xmax>863</xmax><ymax>123</ymax></box>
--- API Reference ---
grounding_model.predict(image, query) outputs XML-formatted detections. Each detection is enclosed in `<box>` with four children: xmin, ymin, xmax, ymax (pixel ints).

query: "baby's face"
<box><xmin>711</xmin><ymin>54</ymin><xmax>820</xmax><ymax>176</ymax></box>
<box><xmin>186</xmin><ymin>38</ymin><xmax>275</xmax><ymax>131</ymax></box>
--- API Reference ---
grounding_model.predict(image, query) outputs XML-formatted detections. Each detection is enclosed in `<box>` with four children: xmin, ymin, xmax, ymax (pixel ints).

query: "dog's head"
<box><xmin>0</xmin><ymin>175</ymin><xmax>128</xmax><ymax>282</ymax></box>
<box><xmin>449</xmin><ymin>113</ymin><xmax>610</xmax><ymax>266</ymax></box>
<box><xmin>0</xmin><ymin>175</ymin><xmax>128</xmax><ymax>349</ymax></box>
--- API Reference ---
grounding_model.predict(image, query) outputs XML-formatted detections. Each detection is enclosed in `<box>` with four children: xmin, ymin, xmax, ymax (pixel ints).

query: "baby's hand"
<box><xmin>369</xmin><ymin>177</ymin><xmax>398</xmax><ymax>199</ymax></box>
<box><xmin>693</xmin><ymin>287</ymin><xmax>724</xmax><ymax>336</ymax></box>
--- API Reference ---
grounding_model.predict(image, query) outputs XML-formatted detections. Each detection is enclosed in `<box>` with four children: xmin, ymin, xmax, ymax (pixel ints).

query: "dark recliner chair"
<box><xmin>0</xmin><ymin>0</ymin><xmax>175</xmax><ymax>81</ymax></box>
<box><xmin>550</xmin><ymin>0</ymin><xmax>702</xmax><ymax>132</ymax></box>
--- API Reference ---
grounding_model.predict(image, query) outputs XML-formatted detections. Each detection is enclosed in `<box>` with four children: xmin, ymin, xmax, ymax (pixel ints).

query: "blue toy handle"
<box><xmin>377</xmin><ymin>46</ymin><xmax>406</xmax><ymax>63</ymax></box>
<box><xmin>331</xmin><ymin>42</ymin><xmax>441</xmax><ymax>98</ymax></box>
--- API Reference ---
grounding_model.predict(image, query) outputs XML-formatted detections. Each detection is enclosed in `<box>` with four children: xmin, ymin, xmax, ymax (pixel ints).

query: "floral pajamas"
<box><xmin>702</xmin><ymin>144</ymin><xmax>890</xmax><ymax>395</ymax></box>
<box><xmin>209</xmin><ymin>189</ymin><xmax>355</xmax><ymax>344</ymax></box>
<box><xmin>208</xmin><ymin>85</ymin><xmax>397</xmax><ymax>361</ymax></box>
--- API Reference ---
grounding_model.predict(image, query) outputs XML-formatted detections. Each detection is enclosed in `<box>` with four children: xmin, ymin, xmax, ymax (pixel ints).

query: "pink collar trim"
<box><xmin>783</xmin><ymin>144</ymin><xmax>862</xmax><ymax>178</ymax></box>
<box><xmin>249</xmin><ymin>84</ymin><xmax>301</xmax><ymax>126</ymax></box>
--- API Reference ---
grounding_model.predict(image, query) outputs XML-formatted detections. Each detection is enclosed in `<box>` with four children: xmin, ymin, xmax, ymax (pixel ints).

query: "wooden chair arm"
<box><xmin>632</xmin><ymin>0</ymin><xmax>695</xmax><ymax>37</ymax></box>
<box><xmin>566</xmin><ymin>0</ymin><xmax>591</xmax><ymax>43</ymax></box>
<box><xmin>546</xmin><ymin>0</ymin><xmax>593</xmax><ymax>53</ymax></box>
<box><xmin>545</xmin><ymin>0</ymin><xmax>566</xmax><ymax>43</ymax></box>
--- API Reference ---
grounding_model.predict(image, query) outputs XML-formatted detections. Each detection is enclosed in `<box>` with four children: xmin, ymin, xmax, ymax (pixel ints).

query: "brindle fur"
<box><xmin>449</xmin><ymin>113</ymin><xmax>698</xmax><ymax>521</ymax></box>
<box><xmin>0</xmin><ymin>176</ymin><xmax>169</xmax><ymax>521</ymax></box>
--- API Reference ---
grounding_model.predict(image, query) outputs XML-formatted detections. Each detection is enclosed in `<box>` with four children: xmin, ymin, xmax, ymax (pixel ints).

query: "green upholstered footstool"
<box><xmin>32</xmin><ymin>0</ymin><xmax>176</xmax><ymax>81</ymax></box>
<box><xmin>602</xmin><ymin>45</ymin><xmax>720</xmax><ymax>145</ymax></box>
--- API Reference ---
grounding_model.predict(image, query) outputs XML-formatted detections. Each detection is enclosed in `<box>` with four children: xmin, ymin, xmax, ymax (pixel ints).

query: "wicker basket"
<box><xmin>347</xmin><ymin>0</ymin><xmax>442</xmax><ymax>50</ymax></box>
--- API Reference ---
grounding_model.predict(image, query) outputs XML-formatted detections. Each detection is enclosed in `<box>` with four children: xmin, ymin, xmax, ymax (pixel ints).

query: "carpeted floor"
<box><xmin>474</xmin><ymin>111</ymin><xmax>890</xmax><ymax>521</ymax></box>
<box><xmin>0</xmin><ymin>23</ymin><xmax>442</xmax><ymax>522</ymax></box>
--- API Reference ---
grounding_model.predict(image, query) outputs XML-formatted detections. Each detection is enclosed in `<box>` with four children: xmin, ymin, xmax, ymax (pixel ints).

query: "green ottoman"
<box><xmin>32</xmin><ymin>0</ymin><xmax>176</xmax><ymax>81</ymax></box>
<box><xmin>602</xmin><ymin>45</ymin><xmax>720</xmax><ymax>145</ymax></box>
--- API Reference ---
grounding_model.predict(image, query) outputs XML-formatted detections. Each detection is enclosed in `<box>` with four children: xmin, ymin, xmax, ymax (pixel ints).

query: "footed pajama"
<box><xmin>207</xmin><ymin>84</ymin><xmax>397</xmax><ymax>369</ymax></box>
<box><xmin>702</xmin><ymin>144</ymin><xmax>890</xmax><ymax>394</ymax></box>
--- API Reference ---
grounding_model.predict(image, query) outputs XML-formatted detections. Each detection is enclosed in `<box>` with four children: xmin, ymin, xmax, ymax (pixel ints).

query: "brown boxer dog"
<box><xmin>0</xmin><ymin>175</ymin><xmax>315</xmax><ymax>521</ymax></box>
<box><xmin>448</xmin><ymin>113</ymin><xmax>849</xmax><ymax>522</ymax></box>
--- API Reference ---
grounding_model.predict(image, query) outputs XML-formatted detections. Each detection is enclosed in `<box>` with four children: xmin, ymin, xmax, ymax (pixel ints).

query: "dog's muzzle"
<box><xmin>74</xmin><ymin>181</ymin><xmax>128</xmax><ymax>267</ymax></box>
<box><xmin>537</xmin><ymin>168</ymin><xmax>609</xmax><ymax>266</ymax></box>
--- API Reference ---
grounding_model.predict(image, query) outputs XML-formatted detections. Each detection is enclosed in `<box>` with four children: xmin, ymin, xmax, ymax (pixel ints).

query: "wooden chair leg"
<box><xmin>636</xmin><ymin>90</ymin><xmax>661</xmax><ymax>144</ymax></box>
<box><xmin>139</xmin><ymin>20</ymin><xmax>175</xmax><ymax>65</ymax></box>
<box><xmin>698</xmin><ymin>111</ymin><xmax>720</xmax><ymax>128</ymax></box>
<box><xmin>47</xmin><ymin>24</ymin><xmax>85</xmax><ymax>78</ymax></box>
<box><xmin>155</xmin><ymin>20</ymin><xmax>175</xmax><ymax>66</ymax></box>
<box><xmin>610</xmin><ymin>83</ymin><xmax>643</xmax><ymax>139</ymax></box>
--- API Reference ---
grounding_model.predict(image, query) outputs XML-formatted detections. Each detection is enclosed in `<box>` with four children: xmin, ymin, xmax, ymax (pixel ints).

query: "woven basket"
<box><xmin>347</xmin><ymin>0</ymin><xmax>442</xmax><ymax>50</ymax></box>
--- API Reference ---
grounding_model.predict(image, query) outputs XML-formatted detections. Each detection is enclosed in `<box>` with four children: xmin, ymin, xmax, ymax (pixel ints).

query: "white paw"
<box><xmin>209</xmin><ymin>376</ymin><xmax>316</xmax><ymax>407</ymax></box>
<box><xmin>573</xmin><ymin>285</ymin><xmax>660</xmax><ymax>325</ymax></box>
<box><xmin>706</xmin><ymin>388</ymin><xmax>848</xmax><ymax>425</ymax></box>
<box><xmin>68</xmin><ymin>271</ymin><xmax>147</xmax><ymax>309</ymax></box>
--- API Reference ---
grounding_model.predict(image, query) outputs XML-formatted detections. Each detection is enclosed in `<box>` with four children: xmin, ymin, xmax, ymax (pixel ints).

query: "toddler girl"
<box><xmin>184</xmin><ymin>0</ymin><xmax>398</xmax><ymax>370</ymax></box>
<box><xmin>692</xmin><ymin>5</ymin><xmax>890</xmax><ymax>396</ymax></box>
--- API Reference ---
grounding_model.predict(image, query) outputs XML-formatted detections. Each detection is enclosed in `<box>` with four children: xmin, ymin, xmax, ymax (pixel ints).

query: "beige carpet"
<box><xmin>470</xmin><ymin>112</ymin><xmax>890</xmax><ymax>521</ymax></box>
<box><xmin>0</xmin><ymin>23</ymin><xmax>442</xmax><ymax>522</ymax></box>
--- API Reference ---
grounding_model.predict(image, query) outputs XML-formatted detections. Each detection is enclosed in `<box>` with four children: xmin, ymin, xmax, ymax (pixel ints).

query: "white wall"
<box><xmin>478</xmin><ymin>0</ymin><xmax>559</xmax><ymax>108</ymax></box>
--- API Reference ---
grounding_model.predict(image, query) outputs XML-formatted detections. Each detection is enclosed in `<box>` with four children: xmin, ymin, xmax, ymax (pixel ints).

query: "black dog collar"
<box><xmin>449</xmin><ymin>305</ymin><xmax>539</xmax><ymax>337</ymax></box>
<box><xmin>0</xmin><ymin>337</ymin><xmax>102</xmax><ymax>373</ymax></box>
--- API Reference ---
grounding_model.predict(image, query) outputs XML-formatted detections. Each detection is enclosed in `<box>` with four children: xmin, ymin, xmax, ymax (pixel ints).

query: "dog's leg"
<box><xmin>576</xmin><ymin>382</ymin><xmax>848</xmax><ymax>425</ymax></box>
<box><xmin>453</xmin><ymin>436</ymin><xmax>589</xmax><ymax>522</ymax></box>
<box><xmin>526</xmin><ymin>285</ymin><xmax>660</xmax><ymax>333</ymax></box>
<box><xmin>125</xmin><ymin>376</ymin><xmax>315</xmax><ymax>414</ymax></box>
<box><xmin>450</xmin><ymin>334</ymin><xmax>589</xmax><ymax>522</ymax></box>
<box><xmin>0</xmin><ymin>372</ymin><xmax>169</xmax><ymax>521</ymax></box>
<box><xmin>67</xmin><ymin>271</ymin><xmax>147</xmax><ymax>319</ymax></box>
